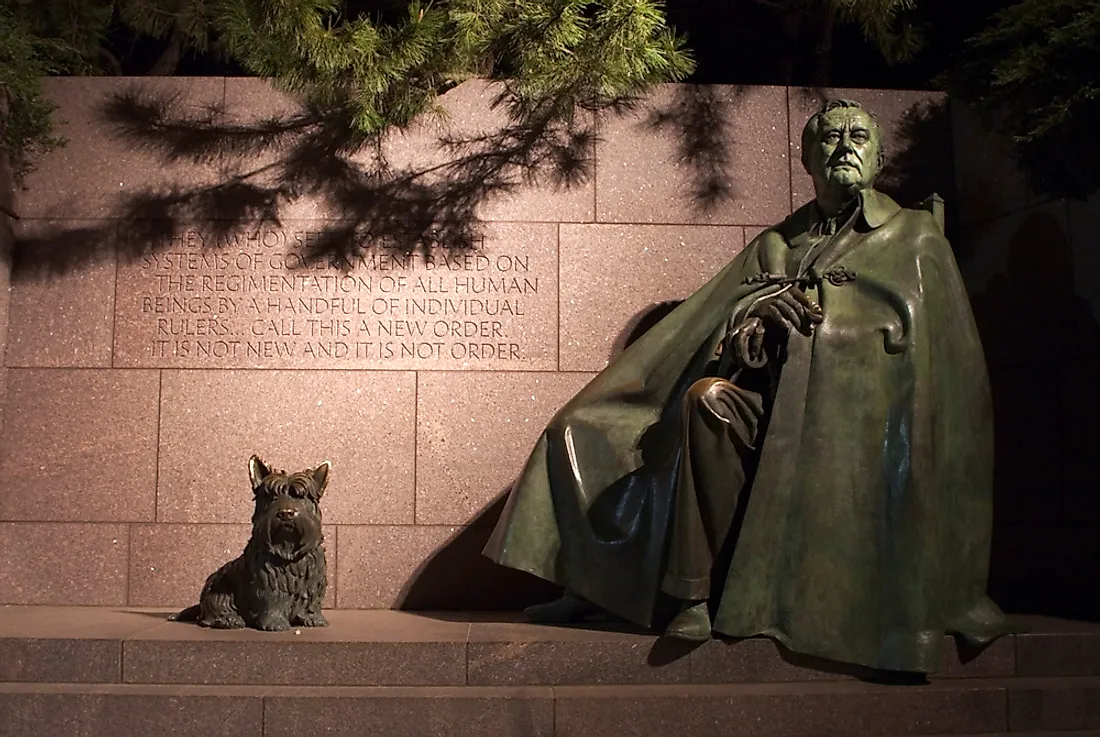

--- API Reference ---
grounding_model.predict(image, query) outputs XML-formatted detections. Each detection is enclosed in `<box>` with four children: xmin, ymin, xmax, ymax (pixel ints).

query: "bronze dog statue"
<box><xmin>173</xmin><ymin>455</ymin><xmax>330</xmax><ymax>630</ymax></box>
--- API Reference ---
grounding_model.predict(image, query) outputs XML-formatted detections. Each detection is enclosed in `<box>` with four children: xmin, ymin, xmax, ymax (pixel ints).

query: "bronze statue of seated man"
<box><xmin>483</xmin><ymin>99</ymin><xmax>1015</xmax><ymax>674</ymax></box>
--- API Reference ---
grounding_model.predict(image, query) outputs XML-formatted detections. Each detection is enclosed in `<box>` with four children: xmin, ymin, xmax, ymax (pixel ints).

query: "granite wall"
<box><xmin>0</xmin><ymin>145</ymin><xmax>12</xmax><ymax>443</ymax></box>
<box><xmin>953</xmin><ymin>107</ymin><xmax>1100</xmax><ymax>621</ymax></box>
<box><xmin>1</xmin><ymin>79</ymin><xmax>950</xmax><ymax>609</ymax></box>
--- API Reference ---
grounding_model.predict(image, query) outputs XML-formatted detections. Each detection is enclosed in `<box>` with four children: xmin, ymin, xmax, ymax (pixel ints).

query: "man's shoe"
<box><xmin>663</xmin><ymin>601</ymin><xmax>712</xmax><ymax>641</ymax></box>
<box><xmin>523</xmin><ymin>593</ymin><xmax>602</xmax><ymax>623</ymax></box>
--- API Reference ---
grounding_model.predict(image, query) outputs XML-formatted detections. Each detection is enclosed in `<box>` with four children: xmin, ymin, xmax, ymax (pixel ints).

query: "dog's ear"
<box><xmin>311</xmin><ymin>461</ymin><xmax>331</xmax><ymax>500</ymax></box>
<box><xmin>249</xmin><ymin>455</ymin><xmax>272</xmax><ymax>490</ymax></box>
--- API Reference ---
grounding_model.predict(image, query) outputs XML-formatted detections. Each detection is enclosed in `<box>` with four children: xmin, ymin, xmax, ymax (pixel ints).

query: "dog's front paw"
<box><xmin>255</xmin><ymin>613</ymin><xmax>292</xmax><ymax>631</ymax></box>
<box><xmin>201</xmin><ymin>616</ymin><xmax>246</xmax><ymax>629</ymax></box>
<box><xmin>295</xmin><ymin>612</ymin><xmax>329</xmax><ymax>627</ymax></box>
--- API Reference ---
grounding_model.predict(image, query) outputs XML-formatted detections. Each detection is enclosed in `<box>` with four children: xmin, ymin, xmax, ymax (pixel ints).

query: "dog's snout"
<box><xmin>276</xmin><ymin>508</ymin><xmax>298</xmax><ymax>521</ymax></box>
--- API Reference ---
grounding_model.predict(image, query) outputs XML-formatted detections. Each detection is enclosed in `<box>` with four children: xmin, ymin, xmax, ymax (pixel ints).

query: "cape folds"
<box><xmin>484</xmin><ymin>189</ymin><xmax>1014</xmax><ymax>673</ymax></box>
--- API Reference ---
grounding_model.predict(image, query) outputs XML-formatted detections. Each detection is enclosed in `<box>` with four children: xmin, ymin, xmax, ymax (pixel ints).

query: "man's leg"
<box><xmin>662</xmin><ymin>376</ymin><xmax>764</xmax><ymax>639</ymax></box>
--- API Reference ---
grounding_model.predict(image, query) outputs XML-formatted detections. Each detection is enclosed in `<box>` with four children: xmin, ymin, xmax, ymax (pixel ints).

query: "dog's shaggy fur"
<box><xmin>172</xmin><ymin>455</ymin><xmax>330</xmax><ymax>631</ymax></box>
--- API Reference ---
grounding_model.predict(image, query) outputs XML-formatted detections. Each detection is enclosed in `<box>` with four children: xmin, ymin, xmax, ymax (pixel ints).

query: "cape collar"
<box><xmin>859</xmin><ymin>188</ymin><xmax>902</xmax><ymax>229</ymax></box>
<box><xmin>802</xmin><ymin>187</ymin><xmax>901</xmax><ymax>237</ymax></box>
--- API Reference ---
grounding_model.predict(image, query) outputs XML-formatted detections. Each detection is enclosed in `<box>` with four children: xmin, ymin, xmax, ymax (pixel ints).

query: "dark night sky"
<box><xmin>665</xmin><ymin>0</ymin><xmax>1015</xmax><ymax>89</ymax></box>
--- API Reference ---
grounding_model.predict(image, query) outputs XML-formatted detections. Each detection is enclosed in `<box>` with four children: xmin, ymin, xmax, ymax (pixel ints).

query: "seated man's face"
<box><xmin>808</xmin><ymin>107</ymin><xmax>881</xmax><ymax>198</ymax></box>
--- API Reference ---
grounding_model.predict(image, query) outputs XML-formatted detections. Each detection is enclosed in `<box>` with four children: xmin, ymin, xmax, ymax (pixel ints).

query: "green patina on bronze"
<box><xmin>483</xmin><ymin>100</ymin><xmax>1014</xmax><ymax>674</ymax></box>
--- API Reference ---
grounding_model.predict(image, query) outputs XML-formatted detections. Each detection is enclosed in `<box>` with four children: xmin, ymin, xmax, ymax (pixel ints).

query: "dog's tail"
<box><xmin>169</xmin><ymin>604</ymin><xmax>201</xmax><ymax>622</ymax></box>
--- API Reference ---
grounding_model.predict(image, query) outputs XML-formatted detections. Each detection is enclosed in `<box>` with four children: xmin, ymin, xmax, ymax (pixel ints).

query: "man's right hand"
<box><xmin>723</xmin><ymin>287</ymin><xmax>823</xmax><ymax>371</ymax></box>
<box><xmin>750</xmin><ymin>286</ymin><xmax>823</xmax><ymax>336</ymax></box>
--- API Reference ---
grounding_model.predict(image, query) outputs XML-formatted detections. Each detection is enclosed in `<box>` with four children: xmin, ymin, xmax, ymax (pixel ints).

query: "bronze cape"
<box><xmin>484</xmin><ymin>190</ymin><xmax>1012</xmax><ymax>673</ymax></box>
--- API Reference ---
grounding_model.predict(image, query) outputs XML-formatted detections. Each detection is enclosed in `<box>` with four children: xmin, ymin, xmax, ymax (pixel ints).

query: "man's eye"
<box><xmin>824</xmin><ymin>133</ymin><xmax>840</xmax><ymax>144</ymax></box>
<box><xmin>852</xmin><ymin>132</ymin><xmax>869</xmax><ymax>142</ymax></box>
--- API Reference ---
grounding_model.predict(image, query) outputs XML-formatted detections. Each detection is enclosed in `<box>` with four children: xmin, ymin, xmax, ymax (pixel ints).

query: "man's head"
<box><xmin>801</xmin><ymin>100</ymin><xmax>885</xmax><ymax>206</ymax></box>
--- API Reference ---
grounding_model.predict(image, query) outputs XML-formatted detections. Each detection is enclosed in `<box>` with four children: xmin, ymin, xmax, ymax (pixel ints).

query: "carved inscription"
<box><xmin>115</xmin><ymin>222</ymin><xmax>557</xmax><ymax>369</ymax></box>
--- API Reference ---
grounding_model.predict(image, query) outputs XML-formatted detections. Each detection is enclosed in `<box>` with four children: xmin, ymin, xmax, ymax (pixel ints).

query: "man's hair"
<box><xmin>800</xmin><ymin>99</ymin><xmax>886</xmax><ymax>173</ymax></box>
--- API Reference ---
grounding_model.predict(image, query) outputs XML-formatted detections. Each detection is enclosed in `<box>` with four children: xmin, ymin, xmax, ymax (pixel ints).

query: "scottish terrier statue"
<box><xmin>173</xmin><ymin>455</ymin><xmax>330</xmax><ymax>630</ymax></box>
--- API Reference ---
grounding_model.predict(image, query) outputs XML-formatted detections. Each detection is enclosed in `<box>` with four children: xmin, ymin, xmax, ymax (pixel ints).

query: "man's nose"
<box><xmin>276</xmin><ymin>508</ymin><xmax>298</xmax><ymax>521</ymax></box>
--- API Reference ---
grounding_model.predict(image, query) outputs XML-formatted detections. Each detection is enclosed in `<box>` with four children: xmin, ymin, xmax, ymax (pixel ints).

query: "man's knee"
<box><xmin>683</xmin><ymin>376</ymin><xmax>764</xmax><ymax>434</ymax></box>
<box><xmin>684</xmin><ymin>377</ymin><xmax>735</xmax><ymax>407</ymax></box>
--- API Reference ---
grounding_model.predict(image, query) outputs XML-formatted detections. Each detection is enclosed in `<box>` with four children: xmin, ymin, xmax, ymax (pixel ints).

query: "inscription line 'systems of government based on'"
<box><xmin>130</xmin><ymin>226</ymin><xmax>544</xmax><ymax>365</ymax></box>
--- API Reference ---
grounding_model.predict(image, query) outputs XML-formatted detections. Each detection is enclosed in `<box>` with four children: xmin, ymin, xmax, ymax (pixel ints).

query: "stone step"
<box><xmin>1</xmin><ymin>606</ymin><xmax>1097</xmax><ymax>687</ymax></box>
<box><xmin>1</xmin><ymin>679</ymin><xmax>1098</xmax><ymax>737</ymax></box>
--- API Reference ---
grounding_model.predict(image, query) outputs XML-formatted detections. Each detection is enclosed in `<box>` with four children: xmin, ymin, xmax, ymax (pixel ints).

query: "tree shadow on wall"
<box><xmin>14</xmin><ymin>83</ymin><xmax>598</xmax><ymax>278</ymax></box>
<box><xmin>876</xmin><ymin>98</ymin><xmax>956</xmax><ymax>232</ymax></box>
<box><xmin>644</xmin><ymin>85</ymin><xmax>741</xmax><ymax>216</ymax></box>
<box><xmin>12</xmin><ymin>81</ymin><xmax>744</xmax><ymax>281</ymax></box>
<box><xmin>970</xmin><ymin>209</ymin><xmax>1100</xmax><ymax>622</ymax></box>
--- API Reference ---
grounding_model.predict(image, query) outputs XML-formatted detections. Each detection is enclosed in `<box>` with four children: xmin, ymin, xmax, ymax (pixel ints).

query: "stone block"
<box><xmin>379</xmin><ymin>80</ymin><xmax>596</xmax><ymax>224</ymax></box>
<box><xmin>220</xmin><ymin>78</ymin><xmax>595</xmax><ymax>224</ymax></box>
<box><xmin>467</xmin><ymin>620</ymin><xmax>688</xmax><ymax>686</ymax></box>
<box><xmin>0</xmin><ymin>639</ymin><xmax>120</xmax><ymax>684</ymax></box>
<box><xmin>7</xmin><ymin>221</ymin><xmax>117</xmax><ymax>367</ymax></box>
<box><xmin>262</xmin><ymin>686</ymin><xmax>554</xmax><ymax>737</ymax></box>
<box><xmin>123</xmin><ymin>611</ymin><xmax>468</xmax><ymax>686</ymax></box>
<box><xmin>937</xmin><ymin>634</ymin><xmax>1017</xmax><ymax>679</ymax></box>
<box><xmin>596</xmin><ymin>85</ymin><xmax>790</xmax><ymax>225</ymax></box>
<box><xmin>690</xmin><ymin>635</ymin><xmax>1015</xmax><ymax>683</ymax></box>
<box><xmin>16</xmin><ymin>77</ymin><xmax>227</xmax><ymax>220</ymax></box>
<box><xmin>1009</xmin><ymin>677</ymin><xmax>1100</xmax><ymax>731</ymax></box>
<box><xmin>0</xmin><ymin>684</ymin><xmax>263</xmax><ymax>737</ymax></box>
<box><xmin>1016</xmin><ymin>619</ymin><xmax>1100</xmax><ymax>677</ymax></box>
<box><xmin>0</xmin><ymin>605</ymin><xmax>167</xmax><ymax>638</ymax></box>
<box><xmin>388</xmin><ymin>520</ymin><xmax>564</xmax><ymax>611</ymax></box>
<box><xmin>335</xmin><ymin>525</ymin><xmax>463</xmax><ymax>609</ymax></box>
<box><xmin>0</xmin><ymin>369</ymin><xmax>159</xmax><ymax>522</ymax></box>
<box><xmin>127</xmin><ymin>523</ymin><xmax>336</xmax><ymax>608</ymax></box>
<box><xmin>112</xmin><ymin>220</ymin><xmax>558</xmax><ymax>371</ymax></box>
<box><xmin>0</xmin><ymin>606</ymin><xmax>167</xmax><ymax>683</ymax></box>
<box><xmin>554</xmin><ymin>681</ymin><xmax>1007</xmax><ymax>737</ymax></box>
<box><xmin>690</xmin><ymin>638</ymin><xmax>839</xmax><ymax>684</ymax></box>
<box><xmin>695</xmin><ymin>633</ymin><xmax>1012</xmax><ymax>686</ymax></box>
<box><xmin>155</xmin><ymin>370</ymin><xmax>415</xmax><ymax>524</ymax></box>
<box><xmin>210</xmin><ymin>79</ymin><xmax>315</xmax><ymax>221</ymax></box>
<box><xmin>0</xmin><ymin>163</ymin><xmax>11</xmax><ymax>435</ymax></box>
<box><xmin>0</xmin><ymin>523</ymin><xmax>128</xmax><ymax>605</ymax></box>
<box><xmin>415</xmin><ymin>372</ymin><xmax>593</xmax><ymax>524</ymax></box>
<box><xmin>559</xmin><ymin>223</ymin><xmax>744</xmax><ymax>371</ymax></box>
